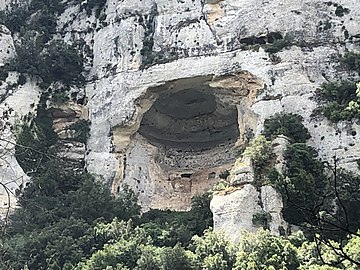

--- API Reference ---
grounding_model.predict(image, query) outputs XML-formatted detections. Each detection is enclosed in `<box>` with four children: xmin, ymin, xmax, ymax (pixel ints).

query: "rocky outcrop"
<box><xmin>272</xmin><ymin>135</ymin><xmax>291</xmax><ymax>174</ymax></box>
<box><xmin>261</xmin><ymin>185</ymin><xmax>288</xmax><ymax>235</ymax></box>
<box><xmin>0</xmin><ymin>25</ymin><xmax>39</xmax><ymax>219</ymax></box>
<box><xmin>229</xmin><ymin>157</ymin><xmax>254</xmax><ymax>185</ymax></box>
<box><xmin>211</xmin><ymin>184</ymin><xmax>262</xmax><ymax>242</ymax></box>
<box><xmin>211</xmin><ymin>183</ymin><xmax>286</xmax><ymax>242</ymax></box>
<box><xmin>77</xmin><ymin>0</ymin><xmax>360</xmax><ymax>211</ymax></box>
<box><xmin>0</xmin><ymin>0</ymin><xmax>359</xmax><ymax>214</ymax></box>
<box><xmin>0</xmin><ymin>78</ymin><xmax>41</xmax><ymax>220</ymax></box>
<box><xmin>0</xmin><ymin>25</ymin><xmax>15</xmax><ymax>66</ymax></box>
<box><xmin>47</xmin><ymin>102</ymin><xmax>89</xmax><ymax>173</ymax></box>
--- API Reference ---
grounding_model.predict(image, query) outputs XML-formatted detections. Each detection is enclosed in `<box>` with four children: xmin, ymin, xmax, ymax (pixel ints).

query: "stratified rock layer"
<box><xmin>0</xmin><ymin>0</ymin><xmax>359</xmax><ymax>221</ymax></box>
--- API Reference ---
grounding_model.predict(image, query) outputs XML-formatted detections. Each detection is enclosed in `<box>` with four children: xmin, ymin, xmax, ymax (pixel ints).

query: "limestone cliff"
<box><xmin>0</xmin><ymin>0</ymin><xmax>359</xmax><ymax>239</ymax></box>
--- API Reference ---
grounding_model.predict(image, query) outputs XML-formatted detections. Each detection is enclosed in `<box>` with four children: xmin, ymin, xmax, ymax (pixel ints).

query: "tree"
<box><xmin>192</xmin><ymin>229</ymin><xmax>237</xmax><ymax>270</ymax></box>
<box><xmin>234</xmin><ymin>230</ymin><xmax>299</xmax><ymax>270</ymax></box>
<box><xmin>263</xmin><ymin>113</ymin><xmax>310</xmax><ymax>143</ymax></box>
<box><xmin>76</xmin><ymin>220</ymin><xmax>150</xmax><ymax>270</ymax></box>
<box><xmin>139</xmin><ymin>193</ymin><xmax>213</xmax><ymax>247</ymax></box>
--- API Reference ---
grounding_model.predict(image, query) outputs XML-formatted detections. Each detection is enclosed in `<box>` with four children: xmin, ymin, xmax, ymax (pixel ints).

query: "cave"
<box><xmin>139</xmin><ymin>88</ymin><xmax>239</xmax><ymax>149</ymax></box>
<box><xmin>119</xmin><ymin>72</ymin><xmax>263</xmax><ymax>210</ymax></box>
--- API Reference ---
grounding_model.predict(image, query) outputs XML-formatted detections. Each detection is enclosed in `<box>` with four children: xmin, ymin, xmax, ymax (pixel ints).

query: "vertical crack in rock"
<box><xmin>200</xmin><ymin>0</ymin><xmax>223</xmax><ymax>45</ymax></box>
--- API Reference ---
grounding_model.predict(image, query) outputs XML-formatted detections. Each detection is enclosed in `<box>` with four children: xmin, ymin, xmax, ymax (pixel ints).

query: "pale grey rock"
<box><xmin>0</xmin><ymin>0</ymin><xmax>359</xmax><ymax>218</ymax></box>
<box><xmin>229</xmin><ymin>157</ymin><xmax>255</xmax><ymax>185</ymax></box>
<box><xmin>79</xmin><ymin>0</ymin><xmax>360</xmax><ymax>210</ymax></box>
<box><xmin>211</xmin><ymin>183</ymin><xmax>288</xmax><ymax>242</ymax></box>
<box><xmin>56</xmin><ymin>142</ymin><xmax>86</xmax><ymax>161</ymax></box>
<box><xmin>261</xmin><ymin>185</ymin><xmax>288</xmax><ymax>236</ymax></box>
<box><xmin>272</xmin><ymin>135</ymin><xmax>291</xmax><ymax>175</ymax></box>
<box><xmin>211</xmin><ymin>184</ymin><xmax>262</xmax><ymax>242</ymax></box>
<box><xmin>0</xmin><ymin>79</ymin><xmax>41</xmax><ymax>220</ymax></box>
<box><xmin>0</xmin><ymin>25</ymin><xmax>15</xmax><ymax>66</ymax></box>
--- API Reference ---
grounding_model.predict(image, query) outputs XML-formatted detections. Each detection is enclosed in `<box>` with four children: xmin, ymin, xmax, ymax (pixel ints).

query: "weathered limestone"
<box><xmin>47</xmin><ymin>102</ymin><xmax>89</xmax><ymax>172</ymax></box>
<box><xmin>211</xmin><ymin>184</ymin><xmax>262</xmax><ymax>242</ymax></box>
<box><xmin>0</xmin><ymin>79</ymin><xmax>41</xmax><ymax>220</ymax></box>
<box><xmin>261</xmin><ymin>185</ymin><xmax>288</xmax><ymax>235</ymax></box>
<box><xmin>112</xmin><ymin>73</ymin><xmax>263</xmax><ymax>210</ymax></box>
<box><xmin>229</xmin><ymin>157</ymin><xmax>254</xmax><ymax>185</ymax></box>
<box><xmin>211</xmin><ymin>183</ymin><xmax>287</xmax><ymax>242</ymax></box>
<box><xmin>0</xmin><ymin>25</ymin><xmax>15</xmax><ymax>66</ymax></box>
<box><xmin>78</xmin><ymin>0</ymin><xmax>360</xmax><ymax>211</ymax></box>
<box><xmin>0</xmin><ymin>0</ymin><xmax>359</xmax><ymax>221</ymax></box>
<box><xmin>272</xmin><ymin>135</ymin><xmax>291</xmax><ymax>175</ymax></box>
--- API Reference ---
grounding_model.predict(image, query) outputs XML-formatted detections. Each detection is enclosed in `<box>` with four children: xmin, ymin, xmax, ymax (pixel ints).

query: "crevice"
<box><xmin>200</xmin><ymin>0</ymin><xmax>222</xmax><ymax>46</ymax></box>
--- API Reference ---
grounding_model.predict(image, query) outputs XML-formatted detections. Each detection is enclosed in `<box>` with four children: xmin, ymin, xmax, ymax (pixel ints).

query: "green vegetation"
<box><xmin>263</xmin><ymin>33</ymin><xmax>294</xmax><ymax>53</ymax></box>
<box><xmin>0</xmin><ymin>1</ymin><xmax>84</xmax><ymax>90</ymax></box>
<box><xmin>263</xmin><ymin>113</ymin><xmax>310</xmax><ymax>143</ymax></box>
<box><xmin>341</xmin><ymin>52</ymin><xmax>360</xmax><ymax>73</ymax></box>
<box><xmin>317</xmin><ymin>81</ymin><xmax>359</xmax><ymax>122</ymax></box>
<box><xmin>242</xmin><ymin>135</ymin><xmax>272</xmax><ymax>168</ymax></box>
<box><xmin>0</xmin><ymin>0</ymin><xmax>64</xmax><ymax>41</ymax></box>
<box><xmin>274</xmin><ymin>143</ymin><xmax>328</xmax><ymax>225</ymax></box>
<box><xmin>263</xmin><ymin>112</ymin><xmax>360</xmax><ymax>251</ymax></box>
<box><xmin>252</xmin><ymin>211</ymin><xmax>272</xmax><ymax>230</ymax></box>
<box><xmin>68</xmin><ymin>119</ymin><xmax>91</xmax><ymax>144</ymax></box>
<box><xmin>81</xmin><ymin>0</ymin><xmax>107</xmax><ymax>17</ymax></box>
<box><xmin>0</xmin><ymin>2</ymin><xmax>359</xmax><ymax>269</ymax></box>
<box><xmin>334</xmin><ymin>5</ymin><xmax>350</xmax><ymax>17</ymax></box>
<box><xmin>1</xmin><ymin>110</ymin><xmax>359</xmax><ymax>269</ymax></box>
<box><xmin>11</xmin><ymin>36</ymin><xmax>84</xmax><ymax>88</ymax></box>
<box><xmin>235</xmin><ymin>230</ymin><xmax>299</xmax><ymax>270</ymax></box>
<box><xmin>15</xmin><ymin>110</ymin><xmax>57</xmax><ymax>175</ymax></box>
<box><xmin>316</xmin><ymin>51</ymin><xmax>360</xmax><ymax>122</ymax></box>
<box><xmin>139</xmin><ymin>194</ymin><xmax>213</xmax><ymax>247</ymax></box>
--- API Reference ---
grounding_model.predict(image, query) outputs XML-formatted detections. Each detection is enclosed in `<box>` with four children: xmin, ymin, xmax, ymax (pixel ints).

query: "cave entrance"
<box><xmin>119</xmin><ymin>72</ymin><xmax>263</xmax><ymax>211</ymax></box>
<box><xmin>139</xmin><ymin>88</ymin><xmax>239</xmax><ymax>159</ymax></box>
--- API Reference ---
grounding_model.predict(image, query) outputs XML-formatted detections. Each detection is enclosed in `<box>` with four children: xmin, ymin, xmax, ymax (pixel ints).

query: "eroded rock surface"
<box><xmin>0</xmin><ymin>0</ymin><xmax>359</xmax><ymax>214</ymax></box>
<box><xmin>211</xmin><ymin>184</ymin><xmax>262</xmax><ymax>242</ymax></box>
<box><xmin>0</xmin><ymin>25</ymin><xmax>15</xmax><ymax>66</ymax></box>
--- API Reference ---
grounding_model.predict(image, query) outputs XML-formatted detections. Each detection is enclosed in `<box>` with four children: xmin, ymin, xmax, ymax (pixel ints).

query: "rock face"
<box><xmin>211</xmin><ymin>184</ymin><xmax>286</xmax><ymax>242</ymax></box>
<box><xmin>77</xmin><ymin>0</ymin><xmax>360</xmax><ymax>213</ymax></box>
<box><xmin>0</xmin><ymin>24</ymin><xmax>40</xmax><ymax>218</ymax></box>
<box><xmin>0</xmin><ymin>0</ymin><xmax>359</xmax><ymax>219</ymax></box>
<box><xmin>260</xmin><ymin>185</ymin><xmax>288</xmax><ymax>236</ymax></box>
<box><xmin>0</xmin><ymin>25</ymin><xmax>15</xmax><ymax>66</ymax></box>
<box><xmin>0</xmin><ymin>78</ymin><xmax>41</xmax><ymax>219</ymax></box>
<box><xmin>211</xmin><ymin>185</ymin><xmax>262</xmax><ymax>242</ymax></box>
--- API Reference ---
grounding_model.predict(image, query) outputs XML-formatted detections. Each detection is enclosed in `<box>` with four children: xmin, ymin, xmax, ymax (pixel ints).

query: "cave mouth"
<box><xmin>138</xmin><ymin>88</ymin><xmax>239</xmax><ymax>151</ymax></box>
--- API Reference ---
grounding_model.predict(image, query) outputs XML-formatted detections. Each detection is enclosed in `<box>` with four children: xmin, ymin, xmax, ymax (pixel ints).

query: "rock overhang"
<box><xmin>108</xmin><ymin>71</ymin><xmax>263</xmax><ymax>210</ymax></box>
<box><xmin>138</xmin><ymin>83</ymin><xmax>239</xmax><ymax>151</ymax></box>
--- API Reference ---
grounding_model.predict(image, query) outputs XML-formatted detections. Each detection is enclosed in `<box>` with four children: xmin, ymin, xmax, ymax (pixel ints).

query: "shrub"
<box><xmin>341</xmin><ymin>52</ymin><xmax>360</xmax><ymax>73</ymax></box>
<box><xmin>243</xmin><ymin>135</ymin><xmax>272</xmax><ymax>167</ymax></box>
<box><xmin>3</xmin><ymin>2</ymin><xmax>84</xmax><ymax>90</ymax></box>
<box><xmin>264</xmin><ymin>33</ymin><xmax>294</xmax><ymax>53</ymax></box>
<box><xmin>11</xmin><ymin>37</ymin><xmax>84</xmax><ymax>87</ymax></box>
<box><xmin>318</xmin><ymin>81</ymin><xmax>359</xmax><ymax>122</ymax></box>
<box><xmin>82</xmin><ymin>0</ymin><xmax>107</xmax><ymax>16</ymax></box>
<box><xmin>138</xmin><ymin>194</ymin><xmax>213</xmax><ymax>247</ymax></box>
<box><xmin>263</xmin><ymin>113</ymin><xmax>310</xmax><ymax>143</ymax></box>
<box><xmin>15</xmin><ymin>110</ymin><xmax>57</xmax><ymax>175</ymax></box>
<box><xmin>0</xmin><ymin>4</ymin><xmax>29</xmax><ymax>33</ymax></box>
<box><xmin>68</xmin><ymin>119</ymin><xmax>90</xmax><ymax>143</ymax></box>
<box><xmin>280</xmin><ymin>143</ymin><xmax>328</xmax><ymax>225</ymax></box>
<box><xmin>252</xmin><ymin>211</ymin><xmax>272</xmax><ymax>230</ymax></box>
<box><xmin>0</xmin><ymin>69</ymin><xmax>8</xmax><ymax>81</ymax></box>
<box><xmin>39</xmin><ymin>40</ymin><xmax>84</xmax><ymax>86</ymax></box>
